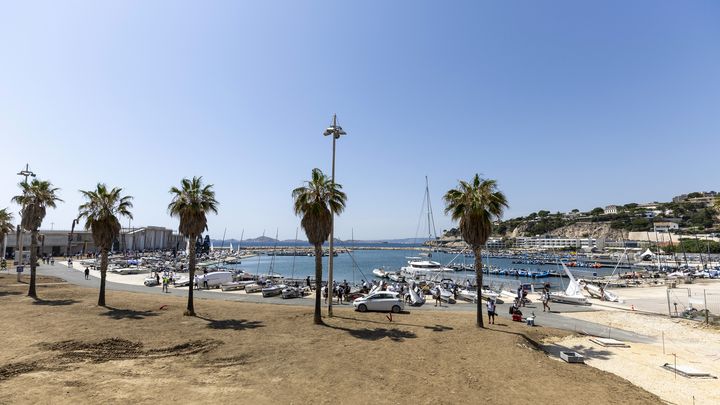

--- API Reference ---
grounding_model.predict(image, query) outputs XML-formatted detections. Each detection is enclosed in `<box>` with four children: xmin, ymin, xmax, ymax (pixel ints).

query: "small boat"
<box><xmin>281</xmin><ymin>286</ymin><xmax>307</xmax><ymax>299</ymax></box>
<box><xmin>582</xmin><ymin>282</ymin><xmax>619</xmax><ymax>302</ymax></box>
<box><xmin>244</xmin><ymin>283</ymin><xmax>263</xmax><ymax>293</ymax></box>
<box><xmin>372</xmin><ymin>268</ymin><xmax>387</xmax><ymax>278</ymax></box>
<box><xmin>549</xmin><ymin>262</ymin><xmax>589</xmax><ymax>305</ymax></box>
<box><xmin>407</xmin><ymin>281</ymin><xmax>425</xmax><ymax>306</ymax></box>
<box><xmin>262</xmin><ymin>284</ymin><xmax>285</xmax><ymax>297</ymax></box>
<box><xmin>388</xmin><ymin>272</ymin><xmax>402</xmax><ymax>282</ymax></box>
<box><xmin>434</xmin><ymin>284</ymin><xmax>455</xmax><ymax>304</ymax></box>
<box><xmin>458</xmin><ymin>288</ymin><xmax>477</xmax><ymax>302</ymax></box>
<box><xmin>220</xmin><ymin>280</ymin><xmax>255</xmax><ymax>291</ymax></box>
<box><xmin>143</xmin><ymin>276</ymin><xmax>159</xmax><ymax>287</ymax></box>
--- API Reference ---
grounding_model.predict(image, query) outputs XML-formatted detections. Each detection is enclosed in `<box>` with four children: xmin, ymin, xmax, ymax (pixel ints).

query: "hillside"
<box><xmin>430</xmin><ymin>191</ymin><xmax>720</xmax><ymax>245</ymax></box>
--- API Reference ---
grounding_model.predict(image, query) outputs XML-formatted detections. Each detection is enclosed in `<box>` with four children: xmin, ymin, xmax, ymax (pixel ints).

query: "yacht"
<box><xmin>401</xmin><ymin>257</ymin><xmax>453</xmax><ymax>279</ymax></box>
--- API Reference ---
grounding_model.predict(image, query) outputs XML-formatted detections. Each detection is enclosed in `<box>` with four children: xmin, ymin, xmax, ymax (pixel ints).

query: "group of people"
<box><xmin>40</xmin><ymin>255</ymin><xmax>55</xmax><ymax>265</ymax></box>
<box><xmin>321</xmin><ymin>280</ymin><xmax>352</xmax><ymax>304</ymax></box>
<box><xmin>157</xmin><ymin>271</ymin><xmax>175</xmax><ymax>292</ymax></box>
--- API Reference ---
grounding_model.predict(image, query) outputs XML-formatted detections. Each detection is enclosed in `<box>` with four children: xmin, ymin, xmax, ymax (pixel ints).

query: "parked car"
<box><xmin>353</xmin><ymin>291</ymin><xmax>405</xmax><ymax>313</ymax></box>
<box><xmin>194</xmin><ymin>271</ymin><xmax>233</xmax><ymax>289</ymax></box>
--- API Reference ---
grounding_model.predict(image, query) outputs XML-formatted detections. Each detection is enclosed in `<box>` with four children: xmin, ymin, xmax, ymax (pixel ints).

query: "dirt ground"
<box><xmin>0</xmin><ymin>274</ymin><xmax>659</xmax><ymax>405</ymax></box>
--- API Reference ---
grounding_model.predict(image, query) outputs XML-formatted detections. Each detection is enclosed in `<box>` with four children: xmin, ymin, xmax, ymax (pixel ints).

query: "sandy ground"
<box><xmin>0</xmin><ymin>273</ymin><xmax>660</xmax><ymax>405</ymax></box>
<box><xmin>553</xmin><ymin>310</ymin><xmax>720</xmax><ymax>405</ymax></box>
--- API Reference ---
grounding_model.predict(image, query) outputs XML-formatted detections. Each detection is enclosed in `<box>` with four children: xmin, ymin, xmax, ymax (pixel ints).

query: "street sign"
<box><xmin>16</xmin><ymin>265</ymin><xmax>24</xmax><ymax>273</ymax></box>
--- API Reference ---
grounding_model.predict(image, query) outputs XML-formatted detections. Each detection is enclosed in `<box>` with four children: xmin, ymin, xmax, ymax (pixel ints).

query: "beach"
<box><xmin>0</xmin><ymin>270</ymin><xmax>662</xmax><ymax>405</ymax></box>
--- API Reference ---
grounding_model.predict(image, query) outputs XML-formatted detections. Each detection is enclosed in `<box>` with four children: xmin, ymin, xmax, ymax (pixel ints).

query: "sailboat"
<box><xmin>549</xmin><ymin>261</ymin><xmax>589</xmax><ymax>305</ymax></box>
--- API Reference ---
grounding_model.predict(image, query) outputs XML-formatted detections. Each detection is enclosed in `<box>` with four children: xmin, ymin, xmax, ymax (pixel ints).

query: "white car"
<box><xmin>353</xmin><ymin>291</ymin><xmax>405</xmax><ymax>313</ymax></box>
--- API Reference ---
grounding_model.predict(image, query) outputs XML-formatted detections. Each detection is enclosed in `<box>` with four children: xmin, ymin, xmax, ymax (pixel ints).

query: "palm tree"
<box><xmin>444</xmin><ymin>174</ymin><xmax>508</xmax><ymax>328</ymax></box>
<box><xmin>0</xmin><ymin>208</ymin><xmax>14</xmax><ymax>261</ymax></box>
<box><xmin>168</xmin><ymin>177</ymin><xmax>218</xmax><ymax>316</ymax></box>
<box><xmin>78</xmin><ymin>184</ymin><xmax>133</xmax><ymax>306</ymax></box>
<box><xmin>292</xmin><ymin>168</ymin><xmax>346</xmax><ymax>325</ymax></box>
<box><xmin>12</xmin><ymin>179</ymin><xmax>62</xmax><ymax>298</ymax></box>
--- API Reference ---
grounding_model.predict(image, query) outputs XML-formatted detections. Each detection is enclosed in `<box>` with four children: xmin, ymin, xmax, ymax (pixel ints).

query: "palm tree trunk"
<box><xmin>474</xmin><ymin>245</ymin><xmax>484</xmax><ymax>328</ymax></box>
<box><xmin>185</xmin><ymin>240</ymin><xmax>196</xmax><ymax>316</ymax></box>
<box><xmin>98</xmin><ymin>248</ymin><xmax>108</xmax><ymax>306</ymax></box>
<box><xmin>28</xmin><ymin>230</ymin><xmax>38</xmax><ymax>298</ymax></box>
<box><xmin>313</xmin><ymin>243</ymin><xmax>324</xmax><ymax>325</ymax></box>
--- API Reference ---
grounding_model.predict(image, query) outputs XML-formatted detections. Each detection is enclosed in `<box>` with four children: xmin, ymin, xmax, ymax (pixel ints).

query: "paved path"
<box><xmin>31</xmin><ymin>264</ymin><xmax>654</xmax><ymax>344</ymax></box>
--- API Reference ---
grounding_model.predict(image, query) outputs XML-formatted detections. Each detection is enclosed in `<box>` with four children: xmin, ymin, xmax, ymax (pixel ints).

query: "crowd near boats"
<box><xmin>69</xmin><ymin>243</ymin><xmax>720</xmax><ymax>313</ymax></box>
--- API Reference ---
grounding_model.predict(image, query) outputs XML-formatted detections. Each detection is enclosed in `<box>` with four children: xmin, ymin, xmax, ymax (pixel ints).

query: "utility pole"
<box><xmin>16</xmin><ymin>164</ymin><xmax>36</xmax><ymax>275</ymax></box>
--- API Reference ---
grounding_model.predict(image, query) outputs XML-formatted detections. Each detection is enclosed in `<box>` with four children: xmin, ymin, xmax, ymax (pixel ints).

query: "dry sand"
<box><xmin>554</xmin><ymin>310</ymin><xmax>719</xmax><ymax>405</ymax></box>
<box><xmin>0</xmin><ymin>273</ymin><xmax>661</xmax><ymax>405</ymax></box>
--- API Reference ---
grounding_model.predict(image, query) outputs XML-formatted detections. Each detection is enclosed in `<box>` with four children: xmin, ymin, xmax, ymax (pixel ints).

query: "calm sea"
<box><xmin>228</xmin><ymin>245</ymin><xmax>617</xmax><ymax>290</ymax></box>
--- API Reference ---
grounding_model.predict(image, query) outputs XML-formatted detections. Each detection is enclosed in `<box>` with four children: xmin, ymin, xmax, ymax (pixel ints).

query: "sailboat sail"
<box><xmin>560</xmin><ymin>262</ymin><xmax>582</xmax><ymax>296</ymax></box>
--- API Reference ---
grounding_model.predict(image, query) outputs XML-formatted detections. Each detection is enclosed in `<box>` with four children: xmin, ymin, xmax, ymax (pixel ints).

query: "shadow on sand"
<box><xmin>333</xmin><ymin>314</ymin><xmax>453</xmax><ymax>332</ymax></box>
<box><xmin>101</xmin><ymin>307</ymin><xmax>158</xmax><ymax>320</ymax></box>
<box><xmin>32</xmin><ymin>298</ymin><xmax>79</xmax><ymax>306</ymax></box>
<box><xmin>540</xmin><ymin>343</ymin><xmax>614</xmax><ymax>361</ymax></box>
<box><xmin>324</xmin><ymin>318</ymin><xmax>418</xmax><ymax>342</ymax></box>
<box><xmin>0</xmin><ymin>291</ymin><xmax>23</xmax><ymax>298</ymax></box>
<box><xmin>197</xmin><ymin>316</ymin><xmax>265</xmax><ymax>331</ymax></box>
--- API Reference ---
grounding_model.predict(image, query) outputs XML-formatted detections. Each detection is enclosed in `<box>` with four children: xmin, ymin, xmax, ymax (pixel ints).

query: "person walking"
<box><xmin>84</xmin><ymin>267</ymin><xmax>90</xmax><ymax>280</ymax></box>
<box><xmin>434</xmin><ymin>285</ymin><xmax>442</xmax><ymax>307</ymax></box>
<box><xmin>542</xmin><ymin>288</ymin><xmax>551</xmax><ymax>312</ymax></box>
<box><xmin>487</xmin><ymin>298</ymin><xmax>496</xmax><ymax>325</ymax></box>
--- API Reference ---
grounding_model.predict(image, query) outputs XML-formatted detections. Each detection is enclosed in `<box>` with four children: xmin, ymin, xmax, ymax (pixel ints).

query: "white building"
<box><xmin>4</xmin><ymin>225</ymin><xmax>184</xmax><ymax>259</ymax></box>
<box><xmin>653</xmin><ymin>222</ymin><xmax>679</xmax><ymax>232</ymax></box>
<box><xmin>604</xmin><ymin>205</ymin><xmax>618</xmax><ymax>215</ymax></box>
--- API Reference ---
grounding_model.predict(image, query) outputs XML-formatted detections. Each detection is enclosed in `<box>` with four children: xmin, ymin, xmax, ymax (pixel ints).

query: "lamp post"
<box><xmin>67</xmin><ymin>218</ymin><xmax>78</xmax><ymax>260</ymax></box>
<box><xmin>16</xmin><ymin>164</ymin><xmax>36</xmax><ymax>269</ymax></box>
<box><xmin>323</xmin><ymin>114</ymin><xmax>346</xmax><ymax>317</ymax></box>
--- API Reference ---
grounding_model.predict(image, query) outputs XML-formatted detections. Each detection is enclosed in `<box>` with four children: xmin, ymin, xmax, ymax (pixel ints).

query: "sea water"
<box><xmin>228</xmin><ymin>247</ymin><xmax>616</xmax><ymax>290</ymax></box>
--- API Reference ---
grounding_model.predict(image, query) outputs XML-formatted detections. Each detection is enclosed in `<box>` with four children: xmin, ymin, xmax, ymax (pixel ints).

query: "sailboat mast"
<box><xmin>291</xmin><ymin>227</ymin><xmax>298</xmax><ymax>280</ymax></box>
<box><xmin>425</xmin><ymin>176</ymin><xmax>438</xmax><ymax>242</ymax></box>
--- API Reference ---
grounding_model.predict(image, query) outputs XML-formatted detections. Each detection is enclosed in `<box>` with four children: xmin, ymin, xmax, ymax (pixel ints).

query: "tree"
<box><xmin>444</xmin><ymin>174</ymin><xmax>508</xmax><ymax>328</ymax></box>
<box><xmin>168</xmin><ymin>177</ymin><xmax>218</xmax><ymax>316</ymax></box>
<box><xmin>12</xmin><ymin>179</ymin><xmax>62</xmax><ymax>298</ymax></box>
<box><xmin>0</xmin><ymin>208</ymin><xmax>14</xmax><ymax>259</ymax></box>
<box><xmin>590</xmin><ymin>207</ymin><xmax>605</xmax><ymax>216</ymax></box>
<box><xmin>78</xmin><ymin>184</ymin><xmax>133</xmax><ymax>306</ymax></box>
<box><xmin>292</xmin><ymin>168</ymin><xmax>346</xmax><ymax>325</ymax></box>
<box><xmin>537</xmin><ymin>210</ymin><xmax>550</xmax><ymax>218</ymax></box>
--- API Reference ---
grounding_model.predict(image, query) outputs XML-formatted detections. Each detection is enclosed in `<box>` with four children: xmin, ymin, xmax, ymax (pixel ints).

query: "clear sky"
<box><xmin>1</xmin><ymin>1</ymin><xmax>719</xmax><ymax>240</ymax></box>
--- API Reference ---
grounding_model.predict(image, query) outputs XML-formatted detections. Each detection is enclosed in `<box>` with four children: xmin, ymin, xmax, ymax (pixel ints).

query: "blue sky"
<box><xmin>1</xmin><ymin>1</ymin><xmax>719</xmax><ymax>240</ymax></box>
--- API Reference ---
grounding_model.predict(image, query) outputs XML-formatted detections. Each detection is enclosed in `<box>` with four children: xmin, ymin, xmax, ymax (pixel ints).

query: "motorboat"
<box><xmin>372</xmin><ymin>268</ymin><xmax>388</xmax><ymax>278</ymax></box>
<box><xmin>281</xmin><ymin>286</ymin><xmax>308</xmax><ymax>299</ymax></box>
<box><xmin>244</xmin><ymin>283</ymin><xmax>263</xmax><ymax>293</ymax></box>
<box><xmin>433</xmin><ymin>284</ymin><xmax>455</xmax><ymax>304</ymax></box>
<box><xmin>143</xmin><ymin>276</ymin><xmax>159</xmax><ymax>287</ymax></box>
<box><xmin>401</xmin><ymin>259</ymin><xmax>453</xmax><ymax>279</ymax></box>
<box><xmin>261</xmin><ymin>284</ymin><xmax>285</xmax><ymax>297</ymax></box>
<box><xmin>458</xmin><ymin>288</ymin><xmax>477</xmax><ymax>302</ymax></box>
<box><xmin>220</xmin><ymin>280</ymin><xmax>255</xmax><ymax>292</ymax></box>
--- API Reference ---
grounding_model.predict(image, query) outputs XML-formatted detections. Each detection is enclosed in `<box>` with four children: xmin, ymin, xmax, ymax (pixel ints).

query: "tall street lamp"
<box><xmin>67</xmin><ymin>218</ymin><xmax>79</xmax><ymax>259</ymax></box>
<box><xmin>323</xmin><ymin>114</ymin><xmax>346</xmax><ymax>317</ymax></box>
<box><xmin>16</xmin><ymin>164</ymin><xmax>36</xmax><ymax>269</ymax></box>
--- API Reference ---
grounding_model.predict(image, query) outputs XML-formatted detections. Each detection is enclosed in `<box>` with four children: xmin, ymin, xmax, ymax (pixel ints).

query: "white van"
<box><xmin>195</xmin><ymin>271</ymin><xmax>233</xmax><ymax>289</ymax></box>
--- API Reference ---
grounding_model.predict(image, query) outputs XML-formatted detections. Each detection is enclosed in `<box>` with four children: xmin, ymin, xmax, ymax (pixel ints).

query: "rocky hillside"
<box><xmin>546</xmin><ymin>222</ymin><xmax>627</xmax><ymax>240</ymax></box>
